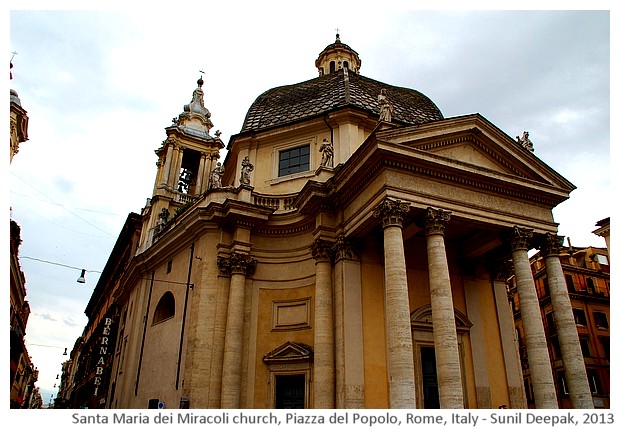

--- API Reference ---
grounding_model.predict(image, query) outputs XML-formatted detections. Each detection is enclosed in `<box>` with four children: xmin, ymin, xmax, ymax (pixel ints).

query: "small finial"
<box><xmin>197</xmin><ymin>69</ymin><xmax>205</xmax><ymax>87</ymax></box>
<box><xmin>335</xmin><ymin>29</ymin><xmax>341</xmax><ymax>42</ymax></box>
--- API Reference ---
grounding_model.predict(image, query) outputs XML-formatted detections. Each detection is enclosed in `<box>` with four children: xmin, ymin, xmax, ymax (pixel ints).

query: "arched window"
<box><xmin>153</xmin><ymin>291</ymin><xmax>175</xmax><ymax>324</ymax></box>
<box><xmin>329</xmin><ymin>61</ymin><xmax>336</xmax><ymax>73</ymax></box>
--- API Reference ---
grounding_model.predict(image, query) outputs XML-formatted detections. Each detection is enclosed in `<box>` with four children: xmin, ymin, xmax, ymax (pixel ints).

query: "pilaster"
<box><xmin>310</xmin><ymin>238</ymin><xmax>335</xmax><ymax>408</ymax></box>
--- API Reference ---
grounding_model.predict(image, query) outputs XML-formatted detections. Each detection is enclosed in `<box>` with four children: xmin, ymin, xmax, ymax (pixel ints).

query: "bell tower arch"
<box><xmin>140</xmin><ymin>76</ymin><xmax>225</xmax><ymax>250</ymax></box>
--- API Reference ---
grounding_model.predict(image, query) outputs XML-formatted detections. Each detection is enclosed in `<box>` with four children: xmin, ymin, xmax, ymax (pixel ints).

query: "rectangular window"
<box><xmin>565</xmin><ymin>274</ymin><xmax>575</xmax><ymax>292</ymax></box>
<box><xmin>546</xmin><ymin>312</ymin><xmax>556</xmax><ymax>334</ymax></box>
<box><xmin>599</xmin><ymin>336</ymin><xmax>610</xmax><ymax>359</ymax></box>
<box><xmin>593</xmin><ymin>311</ymin><xmax>609</xmax><ymax>329</ymax></box>
<box><xmin>580</xmin><ymin>337</ymin><xmax>591</xmax><ymax>357</ymax></box>
<box><xmin>558</xmin><ymin>373</ymin><xmax>569</xmax><ymax>396</ymax></box>
<box><xmin>588</xmin><ymin>372</ymin><xmax>600</xmax><ymax>394</ymax></box>
<box><xmin>279</xmin><ymin>145</ymin><xmax>310</xmax><ymax>177</ymax></box>
<box><xmin>596</xmin><ymin>254</ymin><xmax>609</xmax><ymax>265</ymax></box>
<box><xmin>573</xmin><ymin>308</ymin><xmax>587</xmax><ymax>326</ymax></box>
<box><xmin>275</xmin><ymin>375</ymin><xmax>305</xmax><ymax>409</ymax></box>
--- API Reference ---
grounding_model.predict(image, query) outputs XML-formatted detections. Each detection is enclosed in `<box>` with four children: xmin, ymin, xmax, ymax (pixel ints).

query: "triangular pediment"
<box><xmin>428</xmin><ymin>141</ymin><xmax>516</xmax><ymax>176</ymax></box>
<box><xmin>263</xmin><ymin>341</ymin><xmax>313</xmax><ymax>364</ymax></box>
<box><xmin>374</xmin><ymin>114</ymin><xmax>576</xmax><ymax>191</ymax></box>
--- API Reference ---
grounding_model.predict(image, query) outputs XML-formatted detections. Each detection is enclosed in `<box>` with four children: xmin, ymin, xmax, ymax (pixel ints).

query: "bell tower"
<box><xmin>315</xmin><ymin>33</ymin><xmax>362</xmax><ymax>76</ymax></box>
<box><xmin>140</xmin><ymin>76</ymin><xmax>225</xmax><ymax>250</ymax></box>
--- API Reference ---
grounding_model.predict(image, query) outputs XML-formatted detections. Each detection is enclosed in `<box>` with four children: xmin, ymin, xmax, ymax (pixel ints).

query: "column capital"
<box><xmin>508</xmin><ymin>226</ymin><xmax>534</xmax><ymax>252</ymax></box>
<box><xmin>334</xmin><ymin>235</ymin><xmax>359</xmax><ymax>262</ymax></box>
<box><xmin>420</xmin><ymin>207</ymin><xmax>451</xmax><ymax>237</ymax></box>
<box><xmin>491</xmin><ymin>261</ymin><xmax>513</xmax><ymax>282</ymax></box>
<box><xmin>537</xmin><ymin>233</ymin><xmax>564</xmax><ymax>257</ymax></box>
<box><xmin>311</xmin><ymin>238</ymin><xmax>334</xmax><ymax>263</ymax></box>
<box><xmin>373</xmin><ymin>198</ymin><xmax>410</xmax><ymax>228</ymax></box>
<box><xmin>217</xmin><ymin>252</ymin><xmax>256</xmax><ymax>277</ymax></box>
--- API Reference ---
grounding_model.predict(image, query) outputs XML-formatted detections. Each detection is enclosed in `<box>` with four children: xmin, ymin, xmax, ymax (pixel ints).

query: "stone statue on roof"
<box><xmin>240</xmin><ymin>156</ymin><xmax>254</xmax><ymax>185</ymax></box>
<box><xmin>516</xmin><ymin>131</ymin><xmax>534</xmax><ymax>152</ymax></box>
<box><xmin>378</xmin><ymin>88</ymin><xmax>394</xmax><ymax>122</ymax></box>
<box><xmin>209</xmin><ymin>162</ymin><xmax>225</xmax><ymax>189</ymax></box>
<box><xmin>319</xmin><ymin>138</ymin><xmax>334</xmax><ymax>167</ymax></box>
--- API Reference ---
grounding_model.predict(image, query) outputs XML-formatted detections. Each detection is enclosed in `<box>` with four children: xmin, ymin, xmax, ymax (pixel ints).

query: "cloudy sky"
<box><xmin>7</xmin><ymin>4</ymin><xmax>613</xmax><ymax>408</ymax></box>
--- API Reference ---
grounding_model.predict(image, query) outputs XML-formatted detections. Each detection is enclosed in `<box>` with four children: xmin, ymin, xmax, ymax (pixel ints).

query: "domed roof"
<box><xmin>241</xmin><ymin>69</ymin><xmax>444</xmax><ymax>133</ymax></box>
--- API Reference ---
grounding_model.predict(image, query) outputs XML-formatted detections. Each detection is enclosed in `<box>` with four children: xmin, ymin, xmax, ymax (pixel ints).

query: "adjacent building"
<box><xmin>10</xmin><ymin>68</ymin><xmax>40</xmax><ymax>408</ymax></box>
<box><xmin>69</xmin><ymin>35</ymin><xmax>596</xmax><ymax>409</ymax></box>
<box><xmin>510</xmin><ymin>240</ymin><xmax>610</xmax><ymax>408</ymax></box>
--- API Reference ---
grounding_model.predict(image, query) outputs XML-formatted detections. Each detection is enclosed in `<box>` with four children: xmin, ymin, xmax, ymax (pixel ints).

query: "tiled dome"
<box><xmin>241</xmin><ymin>69</ymin><xmax>443</xmax><ymax>133</ymax></box>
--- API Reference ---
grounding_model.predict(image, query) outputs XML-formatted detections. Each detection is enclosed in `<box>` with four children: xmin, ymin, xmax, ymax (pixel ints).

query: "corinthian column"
<box><xmin>509</xmin><ymin>227</ymin><xmax>557</xmax><ymax>408</ymax></box>
<box><xmin>421</xmin><ymin>207</ymin><xmax>463</xmax><ymax>408</ymax></box>
<box><xmin>219</xmin><ymin>252</ymin><xmax>256</xmax><ymax>408</ymax></box>
<box><xmin>373</xmin><ymin>198</ymin><xmax>416</xmax><ymax>408</ymax></box>
<box><xmin>311</xmin><ymin>238</ymin><xmax>335</xmax><ymax>408</ymax></box>
<box><xmin>539</xmin><ymin>233</ymin><xmax>593</xmax><ymax>408</ymax></box>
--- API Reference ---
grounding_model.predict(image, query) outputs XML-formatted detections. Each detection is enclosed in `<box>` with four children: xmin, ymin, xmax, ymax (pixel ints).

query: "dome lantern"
<box><xmin>315</xmin><ymin>33</ymin><xmax>361</xmax><ymax>76</ymax></box>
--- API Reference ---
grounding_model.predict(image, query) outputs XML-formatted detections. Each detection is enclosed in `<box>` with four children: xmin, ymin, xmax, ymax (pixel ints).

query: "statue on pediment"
<box><xmin>516</xmin><ymin>131</ymin><xmax>534</xmax><ymax>152</ymax></box>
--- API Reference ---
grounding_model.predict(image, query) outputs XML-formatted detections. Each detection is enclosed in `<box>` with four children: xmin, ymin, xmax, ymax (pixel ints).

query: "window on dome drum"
<box><xmin>278</xmin><ymin>145</ymin><xmax>310</xmax><ymax>177</ymax></box>
<box><xmin>329</xmin><ymin>61</ymin><xmax>336</xmax><ymax>73</ymax></box>
<box><xmin>153</xmin><ymin>291</ymin><xmax>175</xmax><ymax>324</ymax></box>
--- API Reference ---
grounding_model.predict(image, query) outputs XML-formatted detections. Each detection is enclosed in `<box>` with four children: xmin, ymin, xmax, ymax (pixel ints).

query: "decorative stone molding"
<box><xmin>537</xmin><ymin>233</ymin><xmax>564</xmax><ymax>257</ymax></box>
<box><xmin>311</xmin><ymin>238</ymin><xmax>334</xmax><ymax>263</ymax></box>
<box><xmin>508</xmin><ymin>226</ymin><xmax>533</xmax><ymax>252</ymax></box>
<box><xmin>263</xmin><ymin>341</ymin><xmax>313</xmax><ymax>365</ymax></box>
<box><xmin>420</xmin><ymin>207</ymin><xmax>451</xmax><ymax>236</ymax></box>
<box><xmin>372</xmin><ymin>198</ymin><xmax>410</xmax><ymax>228</ymax></box>
<box><xmin>334</xmin><ymin>235</ymin><xmax>359</xmax><ymax>262</ymax></box>
<box><xmin>491</xmin><ymin>261</ymin><xmax>513</xmax><ymax>282</ymax></box>
<box><xmin>217</xmin><ymin>252</ymin><xmax>256</xmax><ymax>277</ymax></box>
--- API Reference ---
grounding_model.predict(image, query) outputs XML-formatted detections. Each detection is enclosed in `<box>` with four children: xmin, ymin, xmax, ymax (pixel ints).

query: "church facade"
<box><xmin>73</xmin><ymin>35</ymin><xmax>593</xmax><ymax>409</ymax></box>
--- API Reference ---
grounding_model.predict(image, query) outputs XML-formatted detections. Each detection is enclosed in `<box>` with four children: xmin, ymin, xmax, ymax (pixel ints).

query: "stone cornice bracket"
<box><xmin>536</xmin><ymin>232</ymin><xmax>564</xmax><ymax>258</ymax></box>
<box><xmin>217</xmin><ymin>252</ymin><xmax>257</xmax><ymax>277</ymax></box>
<box><xmin>420</xmin><ymin>207</ymin><xmax>451</xmax><ymax>237</ymax></box>
<box><xmin>311</xmin><ymin>238</ymin><xmax>334</xmax><ymax>263</ymax></box>
<box><xmin>508</xmin><ymin>226</ymin><xmax>534</xmax><ymax>252</ymax></box>
<box><xmin>372</xmin><ymin>198</ymin><xmax>411</xmax><ymax>228</ymax></box>
<box><xmin>334</xmin><ymin>235</ymin><xmax>359</xmax><ymax>262</ymax></box>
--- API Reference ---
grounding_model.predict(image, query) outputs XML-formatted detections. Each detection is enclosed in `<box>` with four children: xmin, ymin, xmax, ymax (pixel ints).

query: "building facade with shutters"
<box><xmin>509</xmin><ymin>243</ymin><xmax>610</xmax><ymax>408</ymax></box>
<box><xmin>74</xmin><ymin>35</ymin><xmax>595</xmax><ymax>409</ymax></box>
<box><xmin>10</xmin><ymin>75</ymin><xmax>41</xmax><ymax>409</ymax></box>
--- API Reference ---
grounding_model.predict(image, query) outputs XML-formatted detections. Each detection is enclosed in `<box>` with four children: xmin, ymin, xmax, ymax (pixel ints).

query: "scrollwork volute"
<box><xmin>509</xmin><ymin>226</ymin><xmax>533</xmax><ymax>252</ymax></box>
<box><xmin>421</xmin><ymin>207</ymin><xmax>451</xmax><ymax>237</ymax></box>
<box><xmin>373</xmin><ymin>198</ymin><xmax>410</xmax><ymax>228</ymax></box>
<box><xmin>334</xmin><ymin>235</ymin><xmax>358</xmax><ymax>262</ymax></box>
<box><xmin>311</xmin><ymin>238</ymin><xmax>334</xmax><ymax>263</ymax></box>
<box><xmin>217</xmin><ymin>252</ymin><xmax>256</xmax><ymax>277</ymax></box>
<box><xmin>537</xmin><ymin>232</ymin><xmax>564</xmax><ymax>257</ymax></box>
